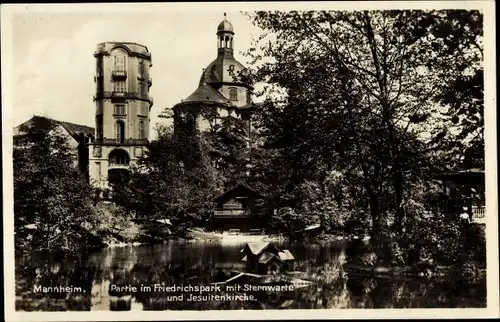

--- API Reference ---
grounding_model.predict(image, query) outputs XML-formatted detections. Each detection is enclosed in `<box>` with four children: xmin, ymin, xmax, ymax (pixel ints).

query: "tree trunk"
<box><xmin>368</xmin><ymin>191</ymin><xmax>380</xmax><ymax>245</ymax></box>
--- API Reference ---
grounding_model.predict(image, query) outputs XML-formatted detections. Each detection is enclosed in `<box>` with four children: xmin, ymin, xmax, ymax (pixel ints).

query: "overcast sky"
<box><xmin>7</xmin><ymin>5</ymin><xmax>263</xmax><ymax>134</ymax></box>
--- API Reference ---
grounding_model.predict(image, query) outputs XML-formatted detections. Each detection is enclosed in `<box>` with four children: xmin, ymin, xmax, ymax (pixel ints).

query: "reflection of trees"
<box><xmin>15</xmin><ymin>252</ymin><xmax>95</xmax><ymax>311</ymax></box>
<box><xmin>16</xmin><ymin>243</ymin><xmax>486</xmax><ymax>311</ymax></box>
<box><xmin>344</xmin><ymin>275</ymin><xmax>487</xmax><ymax>308</ymax></box>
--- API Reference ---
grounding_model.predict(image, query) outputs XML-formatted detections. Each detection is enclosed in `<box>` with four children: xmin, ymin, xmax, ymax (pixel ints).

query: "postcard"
<box><xmin>2</xmin><ymin>1</ymin><xmax>498</xmax><ymax>320</ymax></box>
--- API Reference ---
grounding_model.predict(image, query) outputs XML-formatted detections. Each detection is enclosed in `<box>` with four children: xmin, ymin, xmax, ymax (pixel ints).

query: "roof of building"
<box><xmin>178</xmin><ymin>84</ymin><xmax>232</xmax><ymax>107</ymax></box>
<box><xmin>241</xmin><ymin>242</ymin><xmax>282</xmax><ymax>256</ymax></box>
<box><xmin>14</xmin><ymin>116</ymin><xmax>94</xmax><ymax>138</ymax></box>
<box><xmin>277</xmin><ymin>249</ymin><xmax>295</xmax><ymax>261</ymax></box>
<box><xmin>198</xmin><ymin>55</ymin><xmax>248</xmax><ymax>88</ymax></box>
<box><xmin>215</xmin><ymin>183</ymin><xmax>260</xmax><ymax>203</ymax></box>
<box><xmin>217</xmin><ymin>16</ymin><xmax>234</xmax><ymax>34</ymax></box>
<box><xmin>258</xmin><ymin>252</ymin><xmax>281</xmax><ymax>264</ymax></box>
<box><xmin>95</xmin><ymin>42</ymin><xmax>151</xmax><ymax>57</ymax></box>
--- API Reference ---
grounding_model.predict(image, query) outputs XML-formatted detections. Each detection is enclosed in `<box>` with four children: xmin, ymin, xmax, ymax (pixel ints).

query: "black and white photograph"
<box><xmin>2</xmin><ymin>1</ymin><xmax>498</xmax><ymax>320</ymax></box>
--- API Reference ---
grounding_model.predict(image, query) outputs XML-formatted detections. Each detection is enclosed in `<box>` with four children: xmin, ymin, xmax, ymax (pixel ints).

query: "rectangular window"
<box><xmin>115</xmin><ymin>54</ymin><xmax>125</xmax><ymax>71</ymax></box>
<box><xmin>139</xmin><ymin>121</ymin><xmax>145</xmax><ymax>139</ymax></box>
<box><xmin>96</xmin><ymin>162</ymin><xmax>101</xmax><ymax>178</ymax></box>
<box><xmin>96</xmin><ymin>115</ymin><xmax>103</xmax><ymax>139</ymax></box>
<box><xmin>246</xmin><ymin>91</ymin><xmax>251</xmax><ymax>104</ymax></box>
<box><xmin>138</xmin><ymin>80</ymin><xmax>143</xmax><ymax>94</ymax></box>
<box><xmin>93</xmin><ymin>146</ymin><xmax>102</xmax><ymax>157</ymax></box>
<box><xmin>116</xmin><ymin>121</ymin><xmax>125</xmax><ymax>143</ymax></box>
<box><xmin>115</xmin><ymin>104</ymin><xmax>125</xmax><ymax>115</ymax></box>
<box><xmin>114</xmin><ymin>81</ymin><xmax>126</xmax><ymax>93</ymax></box>
<box><xmin>139</xmin><ymin>61</ymin><xmax>145</xmax><ymax>76</ymax></box>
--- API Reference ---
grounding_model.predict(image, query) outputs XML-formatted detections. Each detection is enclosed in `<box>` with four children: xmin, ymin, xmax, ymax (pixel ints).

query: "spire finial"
<box><xmin>224</xmin><ymin>12</ymin><xmax>227</xmax><ymax>20</ymax></box>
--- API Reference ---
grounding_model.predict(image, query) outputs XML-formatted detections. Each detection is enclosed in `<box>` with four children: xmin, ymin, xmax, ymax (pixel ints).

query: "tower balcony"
<box><xmin>94</xmin><ymin>91</ymin><xmax>152</xmax><ymax>104</ymax></box>
<box><xmin>111</xmin><ymin>91</ymin><xmax>127</xmax><ymax>98</ymax></box>
<box><xmin>112</xmin><ymin>70</ymin><xmax>128</xmax><ymax>80</ymax></box>
<box><xmin>94</xmin><ymin>138</ymin><xmax>148</xmax><ymax>146</ymax></box>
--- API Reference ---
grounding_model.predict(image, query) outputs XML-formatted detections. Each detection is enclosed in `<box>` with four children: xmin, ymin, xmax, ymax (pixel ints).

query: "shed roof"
<box><xmin>215</xmin><ymin>183</ymin><xmax>259</xmax><ymax>203</ymax></box>
<box><xmin>258</xmin><ymin>252</ymin><xmax>281</xmax><ymax>265</ymax></box>
<box><xmin>241</xmin><ymin>242</ymin><xmax>282</xmax><ymax>256</ymax></box>
<box><xmin>278</xmin><ymin>249</ymin><xmax>295</xmax><ymax>261</ymax></box>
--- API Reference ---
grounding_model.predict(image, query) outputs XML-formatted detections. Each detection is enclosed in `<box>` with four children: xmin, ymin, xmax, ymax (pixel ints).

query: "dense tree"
<box><xmin>14</xmin><ymin>118</ymin><xmax>103</xmax><ymax>253</ymax></box>
<box><xmin>111</xmin><ymin>124</ymin><xmax>223</xmax><ymax>234</ymax></box>
<box><xmin>243</xmin><ymin>10</ymin><xmax>483</xmax><ymax>245</ymax></box>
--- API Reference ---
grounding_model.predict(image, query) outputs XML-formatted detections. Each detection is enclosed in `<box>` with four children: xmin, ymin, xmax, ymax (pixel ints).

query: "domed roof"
<box><xmin>199</xmin><ymin>55</ymin><xmax>250</xmax><ymax>87</ymax></box>
<box><xmin>179</xmin><ymin>84</ymin><xmax>231</xmax><ymax>107</ymax></box>
<box><xmin>217</xmin><ymin>15</ymin><xmax>234</xmax><ymax>33</ymax></box>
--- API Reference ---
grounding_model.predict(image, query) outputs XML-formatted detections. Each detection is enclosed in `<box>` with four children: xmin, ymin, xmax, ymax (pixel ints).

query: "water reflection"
<box><xmin>15</xmin><ymin>242</ymin><xmax>486</xmax><ymax>311</ymax></box>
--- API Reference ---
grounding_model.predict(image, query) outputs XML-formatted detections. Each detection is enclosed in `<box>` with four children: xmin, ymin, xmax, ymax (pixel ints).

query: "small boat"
<box><xmin>214</xmin><ymin>271</ymin><xmax>314</xmax><ymax>290</ymax></box>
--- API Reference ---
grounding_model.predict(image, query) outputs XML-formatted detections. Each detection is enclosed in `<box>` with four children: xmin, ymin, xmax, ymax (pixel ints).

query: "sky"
<box><xmin>6</xmin><ymin>4</ymin><xmax>263</xmax><ymax>136</ymax></box>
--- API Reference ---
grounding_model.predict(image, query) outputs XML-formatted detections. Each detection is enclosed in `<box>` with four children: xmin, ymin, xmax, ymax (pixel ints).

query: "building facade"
<box><xmin>173</xmin><ymin>14</ymin><xmax>254</xmax><ymax>136</ymax></box>
<box><xmin>88</xmin><ymin>42</ymin><xmax>153</xmax><ymax>190</ymax></box>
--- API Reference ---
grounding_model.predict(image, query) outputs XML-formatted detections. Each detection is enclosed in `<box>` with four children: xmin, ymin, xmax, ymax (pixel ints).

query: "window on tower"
<box><xmin>114</xmin><ymin>104</ymin><xmax>125</xmax><ymax>115</ymax></box>
<box><xmin>138</xmin><ymin>80</ymin><xmax>143</xmax><ymax>94</ymax></box>
<box><xmin>96</xmin><ymin>115</ymin><xmax>103</xmax><ymax>139</ymax></box>
<box><xmin>139</xmin><ymin>60</ymin><xmax>145</xmax><ymax>76</ymax></box>
<box><xmin>115</xmin><ymin>121</ymin><xmax>125</xmax><ymax>144</ymax></box>
<box><xmin>114</xmin><ymin>81</ymin><xmax>126</xmax><ymax>93</ymax></box>
<box><xmin>229</xmin><ymin>88</ymin><xmax>238</xmax><ymax>101</ymax></box>
<box><xmin>139</xmin><ymin>121</ymin><xmax>145</xmax><ymax>139</ymax></box>
<box><xmin>114</xmin><ymin>52</ymin><xmax>126</xmax><ymax>71</ymax></box>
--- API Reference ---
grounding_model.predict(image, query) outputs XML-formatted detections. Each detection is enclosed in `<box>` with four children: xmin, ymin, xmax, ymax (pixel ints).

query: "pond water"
<box><xmin>15</xmin><ymin>241</ymin><xmax>486</xmax><ymax>311</ymax></box>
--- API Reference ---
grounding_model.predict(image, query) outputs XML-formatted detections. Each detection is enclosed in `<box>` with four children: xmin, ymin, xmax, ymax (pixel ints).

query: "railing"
<box><xmin>95</xmin><ymin>91</ymin><xmax>153</xmax><ymax>104</ymax></box>
<box><xmin>112</xmin><ymin>70</ymin><xmax>127</xmax><ymax>79</ymax></box>
<box><xmin>94</xmin><ymin>138</ymin><xmax>148</xmax><ymax>145</ymax></box>
<box><xmin>112</xmin><ymin>91</ymin><xmax>127</xmax><ymax>98</ymax></box>
<box><xmin>472</xmin><ymin>206</ymin><xmax>485</xmax><ymax>219</ymax></box>
<box><xmin>214</xmin><ymin>209</ymin><xmax>247</xmax><ymax>217</ymax></box>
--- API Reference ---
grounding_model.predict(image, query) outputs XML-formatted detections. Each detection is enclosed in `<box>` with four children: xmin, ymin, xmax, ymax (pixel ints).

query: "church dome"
<box><xmin>217</xmin><ymin>16</ymin><xmax>234</xmax><ymax>34</ymax></box>
<box><xmin>199</xmin><ymin>56</ymin><xmax>248</xmax><ymax>87</ymax></box>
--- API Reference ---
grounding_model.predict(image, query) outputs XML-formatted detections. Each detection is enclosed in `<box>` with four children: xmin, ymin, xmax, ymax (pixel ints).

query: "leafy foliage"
<box><xmin>111</xmin><ymin>125</ymin><xmax>222</xmax><ymax>235</ymax></box>
<box><xmin>241</xmin><ymin>9</ymin><xmax>484</xmax><ymax>265</ymax></box>
<box><xmin>14</xmin><ymin>118</ymin><xmax>103</xmax><ymax>253</ymax></box>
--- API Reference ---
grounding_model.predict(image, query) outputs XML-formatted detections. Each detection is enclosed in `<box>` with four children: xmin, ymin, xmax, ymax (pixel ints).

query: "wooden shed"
<box><xmin>240</xmin><ymin>242</ymin><xmax>295</xmax><ymax>275</ymax></box>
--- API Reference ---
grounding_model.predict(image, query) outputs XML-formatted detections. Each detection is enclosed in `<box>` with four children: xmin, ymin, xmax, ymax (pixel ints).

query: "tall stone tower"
<box><xmin>89</xmin><ymin>42</ymin><xmax>153</xmax><ymax>191</ymax></box>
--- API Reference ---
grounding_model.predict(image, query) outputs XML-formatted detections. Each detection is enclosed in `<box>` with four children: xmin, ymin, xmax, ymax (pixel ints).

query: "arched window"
<box><xmin>139</xmin><ymin>121</ymin><xmax>145</xmax><ymax>139</ymax></box>
<box><xmin>229</xmin><ymin>88</ymin><xmax>238</xmax><ymax>101</ymax></box>
<box><xmin>219</xmin><ymin>36</ymin><xmax>224</xmax><ymax>48</ymax></box>
<box><xmin>225</xmin><ymin>36</ymin><xmax>230</xmax><ymax>48</ymax></box>
<box><xmin>115</xmin><ymin>121</ymin><xmax>125</xmax><ymax>143</ymax></box>
<box><xmin>108</xmin><ymin>149</ymin><xmax>130</xmax><ymax>166</ymax></box>
<box><xmin>114</xmin><ymin>51</ymin><xmax>126</xmax><ymax>71</ymax></box>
